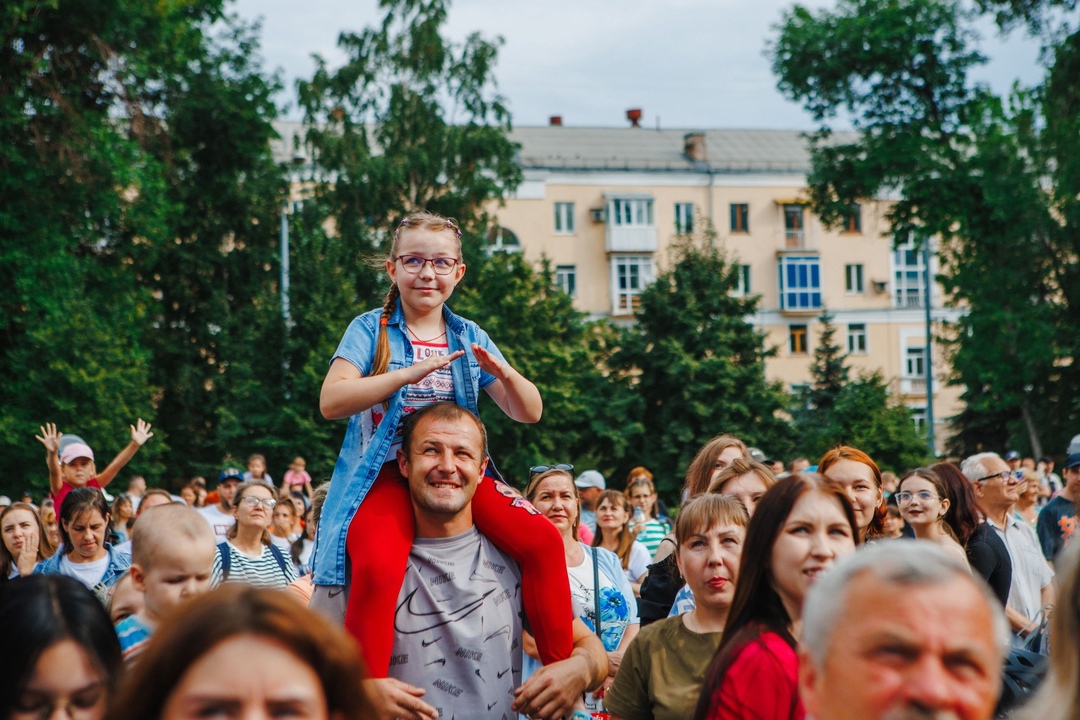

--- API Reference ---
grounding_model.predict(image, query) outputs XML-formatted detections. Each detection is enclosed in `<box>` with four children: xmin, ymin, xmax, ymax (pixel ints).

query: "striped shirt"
<box><xmin>637</xmin><ymin>518</ymin><xmax>673</xmax><ymax>558</ymax></box>
<box><xmin>211</xmin><ymin>541</ymin><xmax>297</xmax><ymax>590</ymax></box>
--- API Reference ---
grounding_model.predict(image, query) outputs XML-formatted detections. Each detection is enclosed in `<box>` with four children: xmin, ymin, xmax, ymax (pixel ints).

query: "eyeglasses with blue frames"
<box><xmin>529</xmin><ymin>463</ymin><xmax>574</xmax><ymax>476</ymax></box>
<box><xmin>393</xmin><ymin>255</ymin><xmax>460</xmax><ymax>275</ymax></box>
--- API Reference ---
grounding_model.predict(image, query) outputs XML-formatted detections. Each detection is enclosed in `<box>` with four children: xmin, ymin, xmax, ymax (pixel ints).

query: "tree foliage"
<box><xmin>770</xmin><ymin>0</ymin><xmax>1080</xmax><ymax>459</ymax></box>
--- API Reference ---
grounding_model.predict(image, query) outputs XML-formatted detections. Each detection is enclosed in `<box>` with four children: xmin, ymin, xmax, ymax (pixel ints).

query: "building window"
<box><xmin>730</xmin><ymin>203</ymin><xmax>749</xmax><ymax>233</ymax></box>
<box><xmin>486</xmin><ymin>226</ymin><xmax>521</xmax><ymax>253</ymax></box>
<box><xmin>910</xmin><ymin>406</ymin><xmax>928</xmax><ymax>433</ymax></box>
<box><xmin>611</xmin><ymin>256</ymin><xmax>654</xmax><ymax>315</ymax></box>
<box><xmin>675</xmin><ymin>203</ymin><xmax>694</xmax><ymax>234</ymax></box>
<box><xmin>905</xmin><ymin>346</ymin><xmax>926</xmax><ymax>378</ymax></box>
<box><xmin>893</xmin><ymin>238</ymin><xmax>926</xmax><ymax>308</ymax></box>
<box><xmin>732</xmin><ymin>264</ymin><xmax>752</xmax><ymax>296</ymax></box>
<box><xmin>847</xmin><ymin>323</ymin><xmax>867</xmax><ymax>354</ymax></box>
<box><xmin>778</xmin><ymin>255</ymin><xmax>822</xmax><ymax>311</ymax></box>
<box><xmin>554</xmin><ymin>202</ymin><xmax>575</xmax><ymax>234</ymax></box>
<box><xmin>790</xmin><ymin>325</ymin><xmax>809</xmax><ymax>354</ymax></box>
<box><xmin>555</xmin><ymin>265</ymin><xmax>576</xmax><ymax>297</ymax></box>
<box><xmin>845</xmin><ymin>264</ymin><xmax>864</xmax><ymax>294</ymax></box>
<box><xmin>783</xmin><ymin>204</ymin><xmax>805</xmax><ymax>247</ymax></box>
<box><xmin>611</xmin><ymin>198</ymin><xmax>654</xmax><ymax>227</ymax></box>
<box><xmin>844</xmin><ymin>203</ymin><xmax>862</xmax><ymax>233</ymax></box>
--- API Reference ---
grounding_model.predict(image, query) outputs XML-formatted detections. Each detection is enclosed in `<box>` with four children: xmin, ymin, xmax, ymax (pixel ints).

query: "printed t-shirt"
<box><xmin>197</xmin><ymin>504</ymin><xmax>235</xmax><ymax>542</ymax></box>
<box><xmin>59</xmin><ymin>553</ymin><xmax>109</xmax><ymax>589</ymax></box>
<box><xmin>605</xmin><ymin>614</ymin><xmax>724</xmax><ymax>720</ymax></box>
<box><xmin>388</xmin><ymin>527</ymin><xmax>522</xmax><ymax>719</ymax></box>
<box><xmin>1037</xmin><ymin>494</ymin><xmax>1077</xmax><ymax>561</ymax></box>
<box><xmin>375</xmin><ymin>340</ymin><xmax>454</xmax><ymax>463</ymax></box>
<box><xmin>636</xmin><ymin>518</ymin><xmax>672</xmax><ymax>558</ymax></box>
<box><xmin>115</xmin><ymin>614</ymin><xmax>154</xmax><ymax>662</ymax></box>
<box><xmin>52</xmin><ymin>478</ymin><xmax>102</xmax><ymax>513</ymax></box>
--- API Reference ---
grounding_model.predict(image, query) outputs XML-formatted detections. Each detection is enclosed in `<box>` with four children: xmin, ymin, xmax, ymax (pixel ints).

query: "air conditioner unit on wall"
<box><xmin>872</xmin><ymin>280</ymin><xmax>888</xmax><ymax>294</ymax></box>
<box><xmin>590</xmin><ymin>207</ymin><xmax>607</xmax><ymax>223</ymax></box>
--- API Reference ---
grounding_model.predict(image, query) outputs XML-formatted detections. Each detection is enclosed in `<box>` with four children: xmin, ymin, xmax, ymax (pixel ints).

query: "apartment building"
<box><xmin>491</xmin><ymin>122</ymin><xmax>962</xmax><ymax>450</ymax></box>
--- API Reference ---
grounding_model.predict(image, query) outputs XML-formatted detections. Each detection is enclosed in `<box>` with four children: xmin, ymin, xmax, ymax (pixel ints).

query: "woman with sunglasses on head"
<box><xmin>525</xmin><ymin>466</ymin><xmax>639</xmax><ymax>714</ymax></box>
<box><xmin>895</xmin><ymin>468</ymin><xmax>971</xmax><ymax>570</ymax></box>
<box><xmin>314</xmin><ymin>211</ymin><xmax>573</xmax><ymax>677</ymax></box>
<box><xmin>211</xmin><ymin>482</ymin><xmax>296</xmax><ymax>590</ymax></box>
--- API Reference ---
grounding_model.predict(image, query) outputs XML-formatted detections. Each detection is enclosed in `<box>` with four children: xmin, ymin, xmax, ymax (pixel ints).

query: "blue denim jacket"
<box><xmin>33</xmin><ymin>543</ymin><xmax>131</xmax><ymax>592</ymax></box>
<box><xmin>312</xmin><ymin>301</ymin><xmax>503</xmax><ymax>586</ymax></box>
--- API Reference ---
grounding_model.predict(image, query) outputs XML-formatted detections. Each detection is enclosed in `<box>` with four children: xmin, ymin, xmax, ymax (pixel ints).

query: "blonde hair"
<box><xmin>371</xmin><ymin>211</ymin><xmax>464</xmax><ymax>378</ymax></box>
<box><xmin>683</xmin><ymin>434</ymin><xmax>750</xmax><ymax>498</ymax></box>
<box><xmin>675</xmin><ymin>494</ymin><xmax>750</xmax><ymax>547</ymax></box>
<box><xmin>525</xmin><ymin>468</ymin><xmax>580</xmax><ymax>540</ymax></box>
<box><xmin>131</xmin><ymin>504</ymin><xmax>215</xmax><ymax>569</ymax></box>
<box><xmin>707</xmin><ymin>457</ymin><xmax>778</xmax><ymax>495</ymax></box>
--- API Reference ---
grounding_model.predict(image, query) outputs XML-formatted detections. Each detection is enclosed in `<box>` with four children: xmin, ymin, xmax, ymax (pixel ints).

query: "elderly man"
<box><xmin>363</xmin><ymin>401</ymin><xmax>607</xmax><ymax>720</ymax></box>
<box><xmin>963</xmin><ymin>452</ymin><xmax>1055</xmax><ymax>640</ymax></box>
<box><xmin>800</xmin><ymin>541</ymin><xmax>1008</xmax><ymax>720</ymax></box>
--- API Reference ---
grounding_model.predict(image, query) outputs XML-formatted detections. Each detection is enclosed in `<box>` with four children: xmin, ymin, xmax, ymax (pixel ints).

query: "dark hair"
<box><xmin>136</xmin><ymin>488</ymin><xmax>176</xmax><ymax>515</ymax></box>
<box><xmin>898</xmin><ymin>467</ymin><xmax>960</xmax><ymax>542</ymax></box>
<box><xmin>0</xmin><ymin>574</ymin><xmax>122</xmax><ymax>715</ymax></box>
<box><xmin>693</xmin><ymin>474</ymin><xmax>860</xmax><ymax>720</ymax></box>
<box><xmin>400</xmin><ymin>402</ymin><xmax>487</xmax><ymax>460</ymax></box>
<box><xmin>0</xmin><ymin>503</ymin><xmax>57</xmax><ymax>581</ymax></box>
<box><xmin>109</xmin><ymin>585</ymin><xmax>372</xmax><ymax>720</ymax></box>
<box><xmin>227</xmin><ymin>482</ymin><xmax>276</xmax><ymax>546</ymax></box>
<box><xmin>59</xmin><ymin>487</ymin><xmax>111</xmax><ymax>554</ymax></box>
<box><xmin>817</xmin><ymin>445</ymin><xmax>886</xmax><ymax>539</ymax></box>
<box><xmin>291</xmin><ymin>483</ymin><xmax>328</xmax><ymax>568</ymax></box>
<box><xmin>931</xmin><ymin>461</ymin><xmax>982</xmax><ymax>546</ymax></box>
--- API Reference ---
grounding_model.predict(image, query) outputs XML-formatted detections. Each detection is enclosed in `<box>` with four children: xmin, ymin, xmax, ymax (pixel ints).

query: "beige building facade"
<box><xmin>491</xmin><ymin>126</ymin><xmax>961</xmax><ymax>451</ymax></box>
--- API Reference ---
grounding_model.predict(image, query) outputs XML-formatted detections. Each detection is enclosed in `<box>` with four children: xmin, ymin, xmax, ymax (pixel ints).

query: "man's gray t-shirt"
<box><xmin>390</xmin><ymin>526</ymin><xmax>523</xmax><ymax>719</ymax></box>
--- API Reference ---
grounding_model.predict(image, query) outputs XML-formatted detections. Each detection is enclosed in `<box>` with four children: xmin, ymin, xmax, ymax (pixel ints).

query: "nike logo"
<box><xmin>394</xmin><ymin>587</ymin><xmax>495</xmax><ymax>635</ymax></box>
<box><xmin>475</xmin><ymin>668</ymin><xmax>485</xmax><ymax>683</ymax></box>
<box><xmin>426</xmin><ymin>657</ymin><xmax>446</xmax><ymax>666</ymax></box>
<box><xmin>487</xmin><ymin>701</ymin><xmax>498</xmax><ymax>711</ymax></box>
<box><xmin>422</xmin><ymin>636</ymin><xmax>442</xmax><ymax>647</ymax></box>
<box><xmin>497</xmin><ymin>667</ymin><xmax>511</xmax><ymax>679</ymax></box>
<box><xmin>484</xmin><ymin>625</ymin><xmax>511</xmax><ymax>643</ymax></box>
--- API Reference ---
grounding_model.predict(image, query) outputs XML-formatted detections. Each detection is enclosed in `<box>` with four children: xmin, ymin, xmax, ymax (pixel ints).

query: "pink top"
<box><xmin>282</xmin><ymin>469</ymin><xmax>312</xmax><ymax>488</ymax></box>
<box><xmin>704</xmin><ymin>630</ymin><xmax>804</xmax><ymax>720</ymax></box>
<box><xmin>52</xmin><ymin>478</ymin><xmax>102</xmax><ymax>513</ymax></box>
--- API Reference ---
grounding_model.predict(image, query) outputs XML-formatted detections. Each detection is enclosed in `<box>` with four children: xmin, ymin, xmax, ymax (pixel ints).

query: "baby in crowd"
<box><xmin>114</xmin><ymin>504</ymin><xmax>216</xmax><ymax>662</ymax></box>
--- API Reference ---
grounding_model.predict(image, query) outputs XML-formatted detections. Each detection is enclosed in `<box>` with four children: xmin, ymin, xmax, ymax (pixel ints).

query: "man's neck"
<box><xmin>981</xmin><ymin>503</ymin><xmax>1010</xmax><ymax>527</ymax></box>
<box><xmin>218</xmin><ymin>501</ymin><xmax>230</xmax><ymax>514</ymax></box>
<box><xmin>414</xmin><ymin>508</ymin><xmax>474</xmax><ymax>539</ymax></box>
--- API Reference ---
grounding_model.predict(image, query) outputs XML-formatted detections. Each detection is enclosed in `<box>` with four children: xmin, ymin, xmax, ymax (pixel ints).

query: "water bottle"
<box><xmin>632</xmin><ymin>506</ymin><xmax>646</xmax><ymax>530</ymax></box>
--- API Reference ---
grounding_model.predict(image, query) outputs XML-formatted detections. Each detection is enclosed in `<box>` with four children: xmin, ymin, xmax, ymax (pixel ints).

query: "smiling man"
<box><xmin>363</xmin><ymin>401</ymin><xmax>606</xmax><ymax>720</ymax></box>
<box><xmin>800</xmin><ymin>541</ymin><xmax>1008</xmax><ymax>720</ymax></box>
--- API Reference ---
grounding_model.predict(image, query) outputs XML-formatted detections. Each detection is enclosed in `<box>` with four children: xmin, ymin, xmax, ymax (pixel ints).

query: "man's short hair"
<box><xmin>400</xmin><ymin>402</ymin><xmax>487</xmax><ymax>459</ymax></box>
<box><xmin>802</xmin><ymin>541</ymin><xmax>1009</xmax><ymax>669</ymax></box>
<box><xmin>131</xmin><ymin>504</ymin><xmax>216</xmax><ymax>569</ymax></box>
<box><xmin>960</xmin><ymin>452</ymin><xmax>1002</xmax><ymax>484</ymax></box>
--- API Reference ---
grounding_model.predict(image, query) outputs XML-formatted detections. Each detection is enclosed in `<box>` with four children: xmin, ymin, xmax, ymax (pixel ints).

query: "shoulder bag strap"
<box><xmin>592</xmin><ymin>547</ymin><xmax>602</xmax><ymax>640</ymax></box>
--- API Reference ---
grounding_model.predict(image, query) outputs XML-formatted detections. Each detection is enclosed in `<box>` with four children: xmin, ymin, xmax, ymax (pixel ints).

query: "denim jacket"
<box><xmin>312</xmin><ymin>301</ymin><xmax>503</xmax><ymax>586</ymax></box>
<box><xmin>33</xmin><ymin>543</ymin><xmax>131</xmax><ymax>599</ymax></box>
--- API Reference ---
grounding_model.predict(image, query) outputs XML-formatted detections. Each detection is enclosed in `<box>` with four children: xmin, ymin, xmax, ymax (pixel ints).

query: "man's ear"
<box><xmin>130</xmin><ymin>564</ymin><xmax>147</xmax><ymax>593</ymax></box>
<box><xmin>797</xmin><ymin>647</ymin><xmax>822</xmax><ymax>718</ymax></box>
<box><xmin>397</xmin><ymin>448</ymin><xmax>409</xmax><ymax>479</ymax></box>
<box><xmin>478</xmin><ymin>455</ymin><xmax>489</xmax><ymax>481</ymax></box>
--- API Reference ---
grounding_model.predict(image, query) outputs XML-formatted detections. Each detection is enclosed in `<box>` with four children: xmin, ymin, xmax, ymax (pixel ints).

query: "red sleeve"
<box><xmin>704</xmin><ymin>633</ymin><xmax>804</xmax><ymax>720</ymax></box>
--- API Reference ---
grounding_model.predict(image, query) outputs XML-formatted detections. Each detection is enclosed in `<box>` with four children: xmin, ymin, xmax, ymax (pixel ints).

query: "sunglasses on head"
<box><xmin>529</xmin><ymin>463</ymin><xmax>574</xmax><ymax>476</ymax></box>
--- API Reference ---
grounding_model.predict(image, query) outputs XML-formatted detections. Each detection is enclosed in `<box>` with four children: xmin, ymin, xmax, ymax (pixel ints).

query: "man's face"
<box><xmin>1064</xmin><ymin>465</ymin><xmax>1080</xmax><ymax>491</ymax></box>
<box><xmin>218</xmin><ymin>479</ymin><xmax>241</xmax><ymax>507</ymax></box>
<box><xmin>399</xmin><ymin>414</ymin><xmax>487</xmax><ymax>529</ymax></box>
<box><xmin>578</xmin><ymin>486</ymin><xmax>602</xmax><ymax>510</ymax></box>
<box><xmin>971</xmin><ymin>456</ymin><xmax>1020</xmax><ymax>510</ymax></box>
<box><xmin>800</xmin><ymin>573</ymin><xmax>1001</xmax><ymax>720</ymax></box>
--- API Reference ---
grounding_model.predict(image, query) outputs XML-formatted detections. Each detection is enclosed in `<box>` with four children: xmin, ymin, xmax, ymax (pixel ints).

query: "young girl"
<box><xmin>896</xmin><ymin>467</ymin><xmax>971</xmax><ymax>569</ymax></box>
<box><xmin>313</xmin><ymin>211</ymin><xmax>573</xmax><ymax>676</ymax></box>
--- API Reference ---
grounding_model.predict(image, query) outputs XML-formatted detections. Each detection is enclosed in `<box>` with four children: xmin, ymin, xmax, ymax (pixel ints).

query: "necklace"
<box><xmin>405</xmin><ymin>323</ymin><xmax>447</xmax><ymax>343</ymax></box>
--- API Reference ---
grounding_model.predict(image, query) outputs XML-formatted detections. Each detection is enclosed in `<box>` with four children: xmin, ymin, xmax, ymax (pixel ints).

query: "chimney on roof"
<box><xmin>626</xmin><ymin>108</ymin><xmax>642</xmax><ymax>128</ymax></box>
<box><xmin>684</xmin><ymin>132</ymin><xmax>707</xmax><ymax>162</ymax></box>
<box><xmin>549</xmin><ymin>115</ymin><xmax>563</xmax><ymax>127</ymax></box>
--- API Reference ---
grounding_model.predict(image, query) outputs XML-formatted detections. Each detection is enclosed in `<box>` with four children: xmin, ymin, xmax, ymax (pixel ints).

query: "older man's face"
<box><xmin>800</xmin><ymin>573</ymin><xmax>1001</xmax><ymax>720</ymax></box>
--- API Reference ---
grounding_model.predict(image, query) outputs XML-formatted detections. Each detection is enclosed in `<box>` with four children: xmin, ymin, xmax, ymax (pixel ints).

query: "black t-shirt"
<box><xmin>966</xmin><ymin>521</ymin><xmax>1012</xmax><ymax>606</ymax></box>
<box><xmin>1036</xmin><ymin>495</ymin><xmax>1077</xmax><ymax>561</ymax></box>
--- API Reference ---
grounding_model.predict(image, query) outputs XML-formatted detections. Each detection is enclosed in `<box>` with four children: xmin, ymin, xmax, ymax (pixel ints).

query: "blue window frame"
<box><xmin>778</xmin><ymin>255</ymin><xmax>822</xmax><ymax>311</ymax></box>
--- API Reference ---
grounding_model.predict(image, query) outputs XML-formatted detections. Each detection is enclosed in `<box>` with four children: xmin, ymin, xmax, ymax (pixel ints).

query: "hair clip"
<box><xmin>380</xmin><ymin>317</ymin><xmax>388</xmax><ymax>326</ymax></box>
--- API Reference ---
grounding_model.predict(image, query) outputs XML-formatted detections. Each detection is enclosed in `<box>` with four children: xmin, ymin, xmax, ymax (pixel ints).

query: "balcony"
<box><xmin>900</xmin><ymin>378</ymin><xmax>928</xmax><ymax>395</ymax></box>
<box><xmin>606</xmin><ymin>225</ymin><xmax>658</xmax><ymax>253</ymax></box>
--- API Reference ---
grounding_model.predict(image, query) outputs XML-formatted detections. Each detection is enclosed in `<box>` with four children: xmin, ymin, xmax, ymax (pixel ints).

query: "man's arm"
<box><xmin>96</xmin><ymin>419</ymin><xmax>153</xmax><ymax>487</ymax></box>
<box><xmin>512</xmin><ymin>617</ymin><xmax>608</xmax><ymax>720</ymax></box>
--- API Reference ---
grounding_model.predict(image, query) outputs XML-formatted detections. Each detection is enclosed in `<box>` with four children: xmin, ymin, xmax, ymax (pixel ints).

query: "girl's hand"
<box><xmin>130</xmin><ymin>419</ymin><xmax>154</xmax><ymax>446</ymax></box>
<box><xmin>472</xmin><ymin>344</ymin><xmax>511</xmax><ymax>381</ymax></box>
<box><xmin>34</xmin><ymin>423</ymin><xmax>62</xmax><ymax>453</ymax></box>
<box><xmin>402</xmin><ymin>349</ymin><xmax>465</xmax><ymax>385</ymax></box>
<box><xmin>16</xmin><ymin>532</ymin><xmax>39</xmax><ymax>576</ymax></box>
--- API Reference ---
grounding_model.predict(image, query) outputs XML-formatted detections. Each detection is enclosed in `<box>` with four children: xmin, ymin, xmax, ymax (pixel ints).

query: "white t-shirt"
<box><xmin>624</xmin><ymin>541</ymin><xmax>652</xmax><ymax>583</ymax></box>
<box><xmin>198</xmin><ymin>504</ymin><xmax>235</xmax><ymax>541</ymax></box>
<box><xmin>270</xmin><ymin>533</ymin><xmax>292</xmax><ymax>553</ymax></box>
<box><xmin>59</xmin><ymin>553</ymin><xmax>109</xmax><ymax>589</ymax></box>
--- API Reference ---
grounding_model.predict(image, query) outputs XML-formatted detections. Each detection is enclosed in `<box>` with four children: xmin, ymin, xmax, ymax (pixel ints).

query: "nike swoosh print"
<box><xmin>394</xmin><ymin>587</ymin><xmax>495</xmax><ymax>635</ymax></box>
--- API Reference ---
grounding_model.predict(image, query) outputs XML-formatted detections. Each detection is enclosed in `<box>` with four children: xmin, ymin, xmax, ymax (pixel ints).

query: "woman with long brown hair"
<box><xmin>818</xmin><ymin>445</ymin><xmax>885</xmax><ymax>542</ymax></box>
<box><xmin>895</xmin><ymin>467</ymin><xmax>970</xmax><ymax>569</ymax></box>
<box><xmin>592</xmin><ymin>489</ymin><xmax>651</xmax><ymax>593</ymax></box>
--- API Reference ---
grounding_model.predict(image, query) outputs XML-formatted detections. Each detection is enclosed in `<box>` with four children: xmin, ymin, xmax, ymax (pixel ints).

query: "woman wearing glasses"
<box><xmin>315</xmin><ymin>211</ymin><xmax>573</xmax><ymax>677</ymax></box>
<box><xmin>895</xmin><ymin>468</ymin><xmax>971</xmax><ymax>570</ymax></box>
<box><xmin>211</xmin><ymin>483</ymin><xmax>297</xmax><ymax>590</ymax></box>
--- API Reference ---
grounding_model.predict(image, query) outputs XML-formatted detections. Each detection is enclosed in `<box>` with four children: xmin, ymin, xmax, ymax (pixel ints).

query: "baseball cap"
<box><xmin>574</xmin><ymin>470</ymin><xmax>606</xmax><ymax>491</ymax></box>
<box><xmin>0</xmin><ymin>495</ymin><xmax>10</xmax><ymax>507</ymax></box>
<box><xmin>1064</xmin><ymin>453</ymin><xmax>1080</xmax><ymax>470</ymax></box>
<box><xmin>1004</xmin><ymin>450</ymin><xmax>1020</xmax><ymax>461</ymax></box>
<box><xmin>218</xmin><ymin>467</ymin><xmax>244</xmax><ymax>484</ymax></box>
<box><xmin>59</xmin><ymin>443</ymin><xmax>95</xmax><ymax>465</ymax></box>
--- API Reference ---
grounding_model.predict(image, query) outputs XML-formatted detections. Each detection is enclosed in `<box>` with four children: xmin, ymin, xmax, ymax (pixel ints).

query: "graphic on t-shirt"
<box><xmin>1059</xmin><ymin>514</ymin><xmax>1076</xmax><ymax>547</ymax></box>
<box><xmin>492</xmin><ymin>482</ymin><xmax>540</xmax><ymax>515</ymax></box>
<box><xmin>394</xmin><ymin>586</ymin><xmax>495</xmax><ymax>635</ymax></box>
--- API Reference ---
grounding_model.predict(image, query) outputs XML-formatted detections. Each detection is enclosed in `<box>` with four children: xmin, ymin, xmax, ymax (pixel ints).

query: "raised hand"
<box><xmin>401</xmin><ymin>349</ymin><xmax>465</xmax><ymax>385</ymax></box>
<box><xmin>472</xmin><ymin>344</ymin><xmax>510</xmax><ymax>381</ymax></box>
<box><xmin>34</xmin><ymin>423</ymin><xmax>62</xmax><ymax>453</ymax></box>
<box><xmin>130</xmin><ymin>418</ymin><xmax>154</xmax><ymax>446</ymax></box>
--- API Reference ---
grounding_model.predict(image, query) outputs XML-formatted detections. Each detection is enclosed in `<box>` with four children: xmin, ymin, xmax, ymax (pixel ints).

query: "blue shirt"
<box><xmin>312</xmin><ymin>301</ymin><xmax>504</xmax><ymax>586</ymax></box>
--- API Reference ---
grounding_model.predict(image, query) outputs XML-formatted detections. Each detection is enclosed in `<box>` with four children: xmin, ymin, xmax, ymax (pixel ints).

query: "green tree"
<box><xmin>609</xmin><ymin>234</ymin><xmax>791</xmax><ymax>500</ymax></box>
<box><xmin>770</xmin><ymin>0</ymin><xmax>1077</xmax><ymax>458</ymax></box>
<box><xmin>807</xmin><ymin>309</ymin><xmax>847</xmax><ymax>412</ymax></box>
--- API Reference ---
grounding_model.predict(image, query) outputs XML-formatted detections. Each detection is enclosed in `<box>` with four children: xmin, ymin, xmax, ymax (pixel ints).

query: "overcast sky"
<box><xmin>233</xmin><ymin>0</ymin><xmax>1046</xmax><ymax>130</ymax></box>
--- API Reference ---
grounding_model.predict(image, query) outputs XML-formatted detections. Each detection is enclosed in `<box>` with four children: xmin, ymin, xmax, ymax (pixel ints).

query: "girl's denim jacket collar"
<box><xmin>311</xmin><ymin>302</ymin><xmax>500</xmax><ymax>586</ymax></box>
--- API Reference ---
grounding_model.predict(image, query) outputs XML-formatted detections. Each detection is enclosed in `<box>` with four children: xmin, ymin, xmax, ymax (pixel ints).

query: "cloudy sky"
<box><xmin>234</xmin><ymin>0</ymin><xmax>1046</xmax><ymax>130</ymax></box>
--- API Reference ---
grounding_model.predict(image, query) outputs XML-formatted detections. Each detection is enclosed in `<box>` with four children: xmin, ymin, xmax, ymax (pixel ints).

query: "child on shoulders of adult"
<box><xmin>115</xmin><ymin>504</ymin><xmax>217</xmax><ymax>662</ymax></box>
<box><xmin>35</xmin><ymin>420</ymin><xmax>154</xmax><ymax>511</ymax></box>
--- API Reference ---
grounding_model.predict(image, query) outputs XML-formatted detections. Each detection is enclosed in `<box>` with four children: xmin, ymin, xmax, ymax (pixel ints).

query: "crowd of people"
<box><xmin>3</xmin><ymin>210</ymin><xmax>1079</xmax><ymax>720</ymax></box>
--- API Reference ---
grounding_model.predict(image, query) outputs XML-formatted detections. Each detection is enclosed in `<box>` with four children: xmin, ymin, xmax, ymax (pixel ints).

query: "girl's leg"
<box><xmin>472</xmin><ymin>477</ymin><xmax>574</xmax><ymax>664</ymax></box>
<box><xmin>344</xmin><ymin>461</ymin><xmax>414</xmax><ymax>677</ymax></box>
